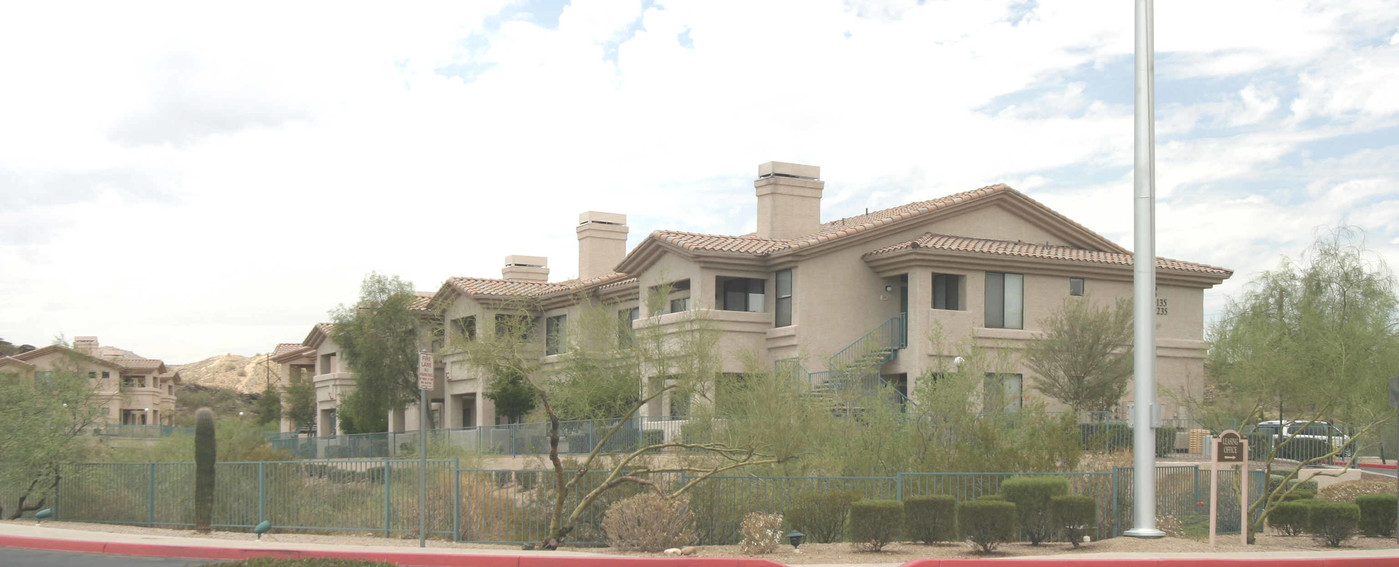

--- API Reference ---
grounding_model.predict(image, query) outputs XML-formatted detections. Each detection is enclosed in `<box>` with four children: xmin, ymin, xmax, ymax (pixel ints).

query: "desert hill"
<box><xmin>171</xmin><ymin>353</ymin><xmax>279</xmax><ymax>394</ymax></box>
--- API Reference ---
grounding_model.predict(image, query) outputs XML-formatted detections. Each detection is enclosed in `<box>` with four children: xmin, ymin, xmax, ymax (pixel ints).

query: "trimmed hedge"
<box><xmin>977</xmin><ymin>494</ymin><xmax>1006</xmax><ymax>501</ymax></box>
<box><xmin>848</xmin><ymin>500</ymin><xmax>904</xmax><ymax>552</ymax></box>
<box><xmin>1356</xmin><ymin>494</ymin><xmax>1397</xmax><ymax>538</ymax></box>
<box><xmin>1049</xmin><ymin>495</ymin><xmax>1096</xmax><ymax>548</ymax></box>
<box><xmin>1001</xmin><ymin>476</ymin><xmax>1069</xmax><ymax>545</ymax></box>
<box><xmin>904</xmin><ymin>495</ymin><xmax>956</xmax><ymax>544</ymax></box>
<box><xmin>1268</xmin><ymin>500</ymin><xmax>1314</xmax><ymax>536</ymax></box>
<box><xmin>959</xmin><ymin>499</ymin><xmax>1016</xmax><ymax>553</ymax></box>
<box><xmin>1308</xmin><ymin>501</ymin><xmax>1360</xmax><ymax>547</ymax></box>
<box><xmin>786</xmin><ymin>490</ymin><xmax>863</xmax><ymax>543</ymax></box>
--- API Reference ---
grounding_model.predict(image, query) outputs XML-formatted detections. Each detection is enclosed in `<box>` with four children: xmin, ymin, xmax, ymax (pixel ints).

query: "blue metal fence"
<box><xmin>41</xmin><ymin>460</ymin><xmax>1269</xmax><ymax>546</ymax></box>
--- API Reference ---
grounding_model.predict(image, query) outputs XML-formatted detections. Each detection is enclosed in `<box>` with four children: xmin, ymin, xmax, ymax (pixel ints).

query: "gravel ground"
<box><xmin>9</xmin><ymin>520</ymin><xmax>1399</xmax><ymax>564</ymax></box>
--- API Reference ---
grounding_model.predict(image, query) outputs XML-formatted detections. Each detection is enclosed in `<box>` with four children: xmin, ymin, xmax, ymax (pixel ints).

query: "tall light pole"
<box><xmin>1125</xmin><ymin>0</ymin><xmax>1165</xmax><ymax>539</ymax></box>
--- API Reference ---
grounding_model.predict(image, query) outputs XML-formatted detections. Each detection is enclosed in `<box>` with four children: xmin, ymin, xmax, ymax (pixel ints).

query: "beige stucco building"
<box><xmin>0</xmin><ymin>336</ymin><xmax>179</xmax><ymax>426</ymax></box>
<box><xmin>284</xmin><ymin>161</ymin><xmax>1231</xmax><ymax>435</ymax></box>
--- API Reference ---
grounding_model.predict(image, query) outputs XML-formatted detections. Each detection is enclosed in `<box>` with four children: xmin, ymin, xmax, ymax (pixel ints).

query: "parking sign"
<box><xmin>417</xmin><ymin>352</ymin><xmax>434</xmax><ymax>390</ymax></box>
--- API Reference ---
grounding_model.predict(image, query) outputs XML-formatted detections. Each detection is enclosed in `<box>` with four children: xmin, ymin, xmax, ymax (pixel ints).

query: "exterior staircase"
<box><xmin>779</xmin><ymin>314</ymin><xmax>909</xmax><ymax>415</ymax></box>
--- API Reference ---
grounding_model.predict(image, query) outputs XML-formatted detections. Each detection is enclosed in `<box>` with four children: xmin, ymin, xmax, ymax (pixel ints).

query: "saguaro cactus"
<box><xmin>194</xmin><ymin>407</ymin><xmax>216</xmax><ymax>532</ymax></box>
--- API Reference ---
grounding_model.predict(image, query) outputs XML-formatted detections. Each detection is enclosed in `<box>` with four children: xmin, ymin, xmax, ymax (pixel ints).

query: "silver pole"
<box><xmin>1125</xmin><ymin>0</ymin><xmax>1164</xmax><ymax>539</ymax></box>
<box><xmin>419</xmin><ymin>369</ymin><xmax>429</xmax><ymax>547</ymax></box>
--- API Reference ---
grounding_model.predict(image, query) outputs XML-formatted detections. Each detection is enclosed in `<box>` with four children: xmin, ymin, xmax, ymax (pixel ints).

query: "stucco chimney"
<box><xmin>755</xmin><ymin>161</ymin><xmax>824</xmax><ymax>240</ymax></box>
<box><xmin>73</xmin><ymin>336</ymin><xmax>99</xmax><ymax>355</ymax></box>
<box><xmin>502</xmin><ymin>255</ymin><xmax>549</xmax><ymax>282</ymax></box>
<box><xmin>577</xmin><ymin>211</ymin><xmax>628</xmax><ymax>280</ymax></box>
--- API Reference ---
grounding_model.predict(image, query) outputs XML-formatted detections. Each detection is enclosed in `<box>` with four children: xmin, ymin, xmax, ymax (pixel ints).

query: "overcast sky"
<box><xmin>2</xmin><ymin>0</ymin><xmax>1397</xmax><ymax>364</ymax></box>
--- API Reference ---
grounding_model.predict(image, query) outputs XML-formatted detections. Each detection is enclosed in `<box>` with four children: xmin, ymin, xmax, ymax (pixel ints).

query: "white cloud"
<box><xmin>1</xmin><ymin>0</ymin><xmax>1397</xmax><ymax>361</ymax></box>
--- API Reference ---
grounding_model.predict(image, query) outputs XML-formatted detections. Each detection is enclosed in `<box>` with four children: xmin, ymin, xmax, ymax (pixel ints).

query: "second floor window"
<box><xmin>545</xmin><ymin>315</ymin><xmax>567</xmax><ymax>355</ymax></box>
<box><xmin>716</xmin><ymin>276</ymin><xmax>765</xmax><ymax>312</ymax></box>
<box><xmin>933</xmin><ymin>273</ymin><xmax>964</xmax><ymax>310</ymax></box>
<box><xmin>984</xmin><ymin>272</ymin><xmax>1024</xmax><ymax>329</ymax></box>
<box><xmin>1070</xmin><ymin>277</ymin><xmax>1085</xmax><ymax>297</ymax></box>
<box><xmin>775</xmin><ymin>269</ymin><xmax>793</xmax><ymax>326</ymax></box>
<box><xmin>451</xmin><ymin>316</ymin><xmax>476</xmax><ymax>341</ymax></box>
<box><xmin>618</xmin><ymin>307</ymin><xmax>639</xmax><ymax>346</ymax></box>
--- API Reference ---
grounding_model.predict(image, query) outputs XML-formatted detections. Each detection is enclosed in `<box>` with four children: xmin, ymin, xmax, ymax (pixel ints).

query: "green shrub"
<box><xmin>958</xmin><ymin>500</ymin><xmax>1016</xmax><ymax>553</ymax></box>
<box><xmin>977</xmin><ymin>494</ymin><xmax>1006</xmax><ymax>501</ymax></box>
<box><xmin>1356</xmin><ymin>494</ymin><xmax>1397</xmax><ymax>537</ymax></box>
<box><xmin>904</xmin><ymin>495</ymin><xmax>956</xmax><ymax>544</ymax></box>
<box><xmin>1000</xmin><ymin>476</ymin><xmax>1069</xmax><ymax>545</ymax></box>
<box><xmin>1268</xmin><ymin>500</ymin><xmax>1314</xmax><ymax>536</ymax></box>
<box><xmin>194</xmin><ymin>407</ymin><xmax>216</xmax><ymax>533</ymax></box>
<box><xmin>1282</xmin><ymin>490</ymin><xmax>1317</xmax><ymax>502</ymax></box>
<box><xmin>847</xmin><ymin>500</ymin><xmax>903</xmax><ymax>552</ymax></box>
<box><xmin>785</xmin><ymin>490</ymin><xmax>862</xmax><ymax>543</ymax></box>
<box><xmin>1049</xmin><ymin>495</ymin><xmax>1096</xmax><ymax>548</ymax></box>
<box><xmin>1308</xmin><ymin>501</ymin><xmax>1360</xmax><ymax>547</ymax></box>
<box><xmin>601</xmin><ymin>493</ymin><xmax>696</xmax><ymax>552</ymax></box>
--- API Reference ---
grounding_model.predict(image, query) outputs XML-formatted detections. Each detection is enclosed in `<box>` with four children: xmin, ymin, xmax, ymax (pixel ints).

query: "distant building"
<box><xmin>0</xmin><ymin>336</ymin><xmax>179</xmax><ymax>426</ymax></box>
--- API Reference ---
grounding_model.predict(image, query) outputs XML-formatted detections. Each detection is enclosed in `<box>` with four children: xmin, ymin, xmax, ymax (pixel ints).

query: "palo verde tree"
<box><xmin>330</xmin><ymin>273</ymin><xmax>423</xmax><ymax>433</ymax></box>
<box><xmin>453</xmin><ymin>292</ymin><xmax>783</xmax><ymax>550</ymax></box>
<box><xmin>1207</xmin><ymin>227</ymin><xmax>1399</xmax><ymax>534</ymax></box>
<box><xmin>0</xmin><ymin>343</ymin><xmax>114</xmax><ymax>519</ymax></box>
<box><xmin>281</xmin><ymin>366</ymin><xmax>317</xmax><ymax>432</ymax></box>
<box><xmin>1023</xmin><ymin>297</ymin><xmax>1134</xmax><ymax>414</ymax></box>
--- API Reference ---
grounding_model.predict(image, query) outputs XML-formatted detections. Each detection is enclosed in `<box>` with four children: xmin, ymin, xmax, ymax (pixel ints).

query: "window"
<box><xmin>319</xmin><ymin>353</ymin><xmax>336</xmax><ymax>375</ymax></box>
<box><xmin>451</xmin><ymin>316</ymin><xmax>477</xmax><ymax>341</ymax></box>
<box><xmin>669</xmin><ymin>297</ymin><xmax>690</xmax><ymax>312</ymax></box>
<box><xmin>933</xmin><ymin>274</ymin><xmax>964</xmax><ymax>310</ymax></box>
<box><xmin>88</xmin><ymin>371</ymin><xmax>97</xmax><ymax>379</ymax></box>
<box><xmin>775</xmin><ymin>269</ymin><xmax>794</xmax><ymax>326</ymax></box>
<box><xmin>984</xmin><ymin>272</ymin><xmax>1024</xmax><ymax>329</ymax></box>
<box><xmin>716</xmin><ymin>276</ymin><xmax>765</xmax><ymax>312</ymax></box>
<box><xmin>545</xmin><ymin>315</ymin><xmax>567</xmax><ymax>355</ymax></box>
<box><xmin>102</xmin><ymin>371</ymin><xmax>110</xmax><ymax>379</ymax></box>
<box><xmin>1069</xmin><ymin>277</ymin><xmax>1085</xmax><ymax>297</ymax></box>
<box><xmin>495</xmin><ymin>314</ymin><xmax>533</xmax><ymax>340</ymax></box>
<box><xmin>618</xmin><ymin>307</ymin><xmax>639</xmax><ymax>345</ymax></box>
<box><xmin>984</xmin><ymin>373</ymin><xmax>1024</xmax><ymax>411</ymax></box>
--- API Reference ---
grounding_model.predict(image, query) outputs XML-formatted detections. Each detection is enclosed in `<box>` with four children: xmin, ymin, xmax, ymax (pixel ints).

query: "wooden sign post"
<box><xmin>1210</xmin><ymin>429</ymin><xmax>1249</xmax><ymax>547</ymax></box>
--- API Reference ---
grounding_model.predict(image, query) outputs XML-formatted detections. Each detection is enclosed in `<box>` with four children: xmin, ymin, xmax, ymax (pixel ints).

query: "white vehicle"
<box><xmin>1254</xmin><ymin>420</ymin><xmax>1353</xmax><ymax>459</ymax></box>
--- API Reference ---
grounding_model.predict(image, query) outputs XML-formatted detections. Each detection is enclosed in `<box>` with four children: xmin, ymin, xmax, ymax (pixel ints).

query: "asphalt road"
<box><xmin>0</xmin><ymin>548</ymin><xmax>216</xmax><ymax>567</ymax></box>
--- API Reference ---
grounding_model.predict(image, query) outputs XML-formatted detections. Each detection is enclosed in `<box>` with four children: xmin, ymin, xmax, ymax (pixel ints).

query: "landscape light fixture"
<box><xmin>786</xmin><ymin>530</ymin><xmax>805</xmax><ymax>550</ymax></box>
<box><xmin>884</xmin><ymin>284</ymin><xmax>893</xmax><ymax>292</ymax></box>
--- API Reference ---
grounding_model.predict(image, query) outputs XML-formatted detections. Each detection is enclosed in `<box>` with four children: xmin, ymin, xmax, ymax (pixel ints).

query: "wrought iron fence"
<box><xmin>33</xmin><ymin>460</ymin><xmax>1269</xmax><ymax>546</ymax></box>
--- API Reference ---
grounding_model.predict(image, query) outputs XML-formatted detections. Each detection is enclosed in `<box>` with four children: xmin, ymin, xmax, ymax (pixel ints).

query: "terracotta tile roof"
<box><xmin>648</xmin><ymin>184</ymin><xmax>1092</xmax><ymax>257</ymax></box>
<box><xmin>272</xmin><ymin>343</ymin><xmax>305</xmax><ymax>357</ymax></box>
<box><xmin>114</xmin><ymin>357</ymin><xmax>164</xmax><ymax>371</ymax></box>
<box><xmin>538</xmin><ymin>272</ymin><xmax>637</xmax><ymax>299</ymax></box>
<box><xmin>445</xmin><ymin>277</ymin><xmax>569</xmax><ymax>297</ymax></box>
<box><xmin>865</xmin><ymin>233</ymin><xmax>1233</xmax><ymax>276</ymax></box>
<box><xmin>651</xmin><ymin>231</ymin><xmax>792</xmax><ymax>255</ymax></box>
<box><xmin>409</xmin><ymin>291</ymin><xmax>435</xmax><ymax>311</ymax></box>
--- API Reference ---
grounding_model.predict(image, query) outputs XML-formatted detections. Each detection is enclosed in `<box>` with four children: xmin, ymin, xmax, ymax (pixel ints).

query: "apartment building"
<box><xmin>273</xmin><ymin>293</ymin><xmax>439</xmax><ymax>435</ymax></box>
<box><xmin>284</xmin><ymin>161</ymin><xmax>1231</xmax><ymax>434</ymax></box>
<box><xmin>0</xmin><ymin>336</ymin><xmax>180</xmax><ymax>426</ymax></box>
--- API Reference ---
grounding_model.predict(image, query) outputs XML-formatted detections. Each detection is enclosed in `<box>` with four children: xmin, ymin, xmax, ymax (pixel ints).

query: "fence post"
<box><xmin>258</xmin><ymin>462</ymin><xmax>266</xmax><ymax>525</ymax></box>
<box><xmin>384</xmin><ymin>459</ymin><xmax>392</xmax><ymax>538</ymax></box>
<box><xmin>147</xmin><ymin>462</ymin><xmax>155</xmax><ymax>528</ymax></box>
<box><xmin>1111</xmin><ymin>466</ymin><xmax>1121</xmax><ymax>537</ymax></box>
<box><xmin>1192</xmin><ymin>464</ymin><xmax>1200</xmax><ymax>517</ymax></box>
<box><xmin>452</xmin><ymin>458</ymin><xmax>460</xmax><ymax>542</ymax></box>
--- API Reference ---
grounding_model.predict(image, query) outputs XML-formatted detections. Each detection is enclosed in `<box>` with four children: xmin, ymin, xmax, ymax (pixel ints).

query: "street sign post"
<box><xmin>1209</xmin><ymin>430</ymin><xmax>1248</xmax><ymax>547</ymax></box>
<box><xmin>417</xmin><ymin>350</ymin><xmax>433</xmax><ymax>548</ymax></box>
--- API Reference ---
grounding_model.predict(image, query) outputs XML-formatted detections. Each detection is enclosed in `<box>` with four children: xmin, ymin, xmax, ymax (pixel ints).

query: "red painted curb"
<box><xmin>909</xmin><ymin>559</ymin><xmax>1399</xmax><ymax>567</ymax></box>
<box><xmin>1354</xmin><ymin>462</ymin><xmax>1399</xmax><ymax>470</ymax></box>
<box><xmin>0</xmin><ymin>534</ymin><xmax>787</xmax><ymax>567</ymax></box>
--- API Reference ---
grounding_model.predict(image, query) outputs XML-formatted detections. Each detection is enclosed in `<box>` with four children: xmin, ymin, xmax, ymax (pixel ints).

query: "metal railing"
<box><xmin>33</xmin><ymin>461</ymin><xmax>1263</xmax><ymax>545</ymax></box>
<box><xmin>94</xmin><ymin>424</ymin><xmax>195</xmax><ymax>438</ymax></box>
<box><xmin>267</xmin><ymin>416</ymin><xmax>691</xmax><ymax>460</ymax></box>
